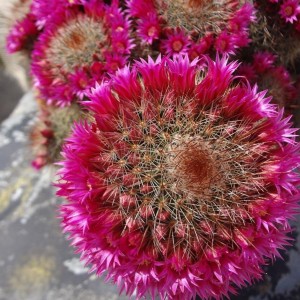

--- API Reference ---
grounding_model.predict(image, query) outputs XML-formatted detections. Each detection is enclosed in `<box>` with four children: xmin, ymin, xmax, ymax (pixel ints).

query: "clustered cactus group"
<box><xmin>3</xmin><ymin>0</ymin><xmax>300</xmax><ymax>299</ymax></box>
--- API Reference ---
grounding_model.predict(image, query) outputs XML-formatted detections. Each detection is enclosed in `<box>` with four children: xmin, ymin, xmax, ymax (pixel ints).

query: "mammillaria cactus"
<box><xmin>57</xmin><ymin>55</ymin><xmax>300</xmax><ymax>300</ymax></box>
<box><xmin>2</xmin><ymin>0</ymin><xmax>300</xmax><ymax>298</ymax></box>
<box><xmin>31</xmin><ymin>0</ymin><xmax>133</xmax><ymax>106</ymax></box>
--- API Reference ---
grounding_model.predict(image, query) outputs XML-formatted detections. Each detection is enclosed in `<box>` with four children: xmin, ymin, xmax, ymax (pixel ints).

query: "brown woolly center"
<box><xmin>167</xmin><ymin>138</ymin><xmax>224</xmax><ymax>197</ymax></box>
<box><xmin>188</xmin><ymin>0</ymin><xmax>209</xmax><ymax>8</ymax></box>
<box><xmin>285</xmin><ymin>6</ymin><xmax>293</xmax><ymax>16</ymax></box>
<box><xmin>172</xmin><ymin>40</ymin><xmax>183</xmax><ymax>52</ymax></box>
<box><xmin>180</xmin><ymin>149</ymin><xmax>213</xmax><ymax>183</ymax></box>
<box><xmin>65</xmin><ymin>31</ymin><xmax>85</xmax><ymax>49</ymax></box>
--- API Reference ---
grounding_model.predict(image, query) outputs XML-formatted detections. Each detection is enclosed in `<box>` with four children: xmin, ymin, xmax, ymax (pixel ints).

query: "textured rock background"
<box><xmin>1</xmin><ymin>92</ymin><xmax>300</xmax><ymax>300</ymax></box>
<box><xmin>0</xmin><ymin>69</ymin><xmax>23</xmax><ymax>122</ymax></box>
<box><xmin>0</xmin><ymin>93</ymin><xmax>128</xmax><ymax>300</ymax></box>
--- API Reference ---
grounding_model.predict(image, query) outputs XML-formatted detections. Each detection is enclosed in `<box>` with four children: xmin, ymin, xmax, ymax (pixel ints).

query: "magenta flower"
<box><xmin>253</xmin><ymin>52</ymin><xmax>277</xmax><ymax>73</ymax></box>
<box><xmin>57</xmin><ymin>55</ymin><xmax>300</xmax><ymax>300</ymax></box>
<box><xmin>229</xmin><ymin>2</ymin><xmax>255</xmax><ymax>32</ymax></box>
<box><xmin>161</xmin><ymin>28</ymin><xmax>190</xmax><ymax>56</ymax></box>
<box><xmin>279</xmin><ymin>0</ymin><xmax>300</xmax><ymax>23</ymax></box>
<box><xmin>188</xmin><ymin>34</ymin><xmax>214</xmax><ymax>59</ymax></box>
<box><xmin>137</xmin><ymin>13</ymin><xmax>160</xmax><ymax>44</ymax></box>
<box><xmin>214</xmin><ymin>31</ymin><xmax>236</xmax><ymax>54</ymax></box>
<box><xmin>31</xmin><ymin>0</ymin><xmax>133</xmax><ymax>106</ymax></box>
<box><xmin>6</xmin><ymin>13</ymin><xmax>38</xmax><ymax>53</ymax></box>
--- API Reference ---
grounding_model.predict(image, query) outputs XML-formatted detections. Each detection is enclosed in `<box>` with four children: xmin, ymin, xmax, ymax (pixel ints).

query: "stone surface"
<box><xmin>0</xmin><ymin>93</ymin><xmax>128</xmax><ymax>300</ymax></box>
<box><xmin>0</xmin><ymin>92</ymin><xmax>300</xmax><ymax>300</ymax></box>
<box><xmin>0</xmin><ymin>69</ymin><xmax>24</xmax><ymax>122</ymax></box>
